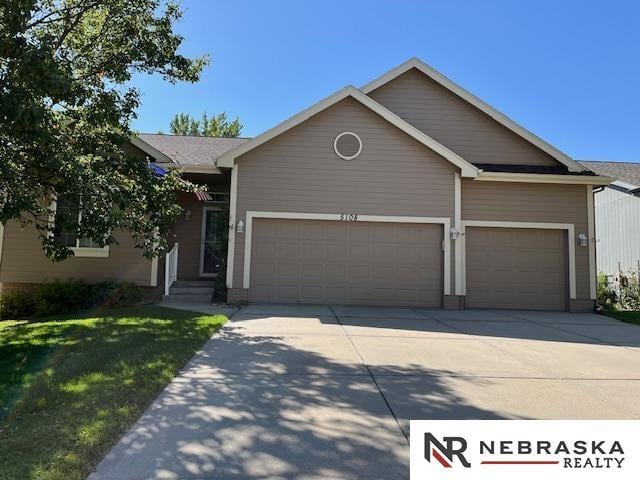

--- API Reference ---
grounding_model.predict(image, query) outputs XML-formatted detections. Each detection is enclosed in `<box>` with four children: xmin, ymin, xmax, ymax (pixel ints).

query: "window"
<box><xmin>52</xmin><ymin>197</ymin><xmax>109</xmax><ymax>257</ymax></box>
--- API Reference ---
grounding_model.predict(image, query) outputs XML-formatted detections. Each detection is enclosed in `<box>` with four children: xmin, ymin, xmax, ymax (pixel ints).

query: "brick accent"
<box><xmin>227</xmin><ymin>288</ymin><xmax>249</xmax><ymax>305</ymax></box>
<box><xmin>443</xmin><ymin>295</ymin><xmax>465</xmax><ymax>310</ymax></box>
<box><xmin>569</xmin><ymin>298</ymin><xmax>595</xmax><ymax>313</ymax></box>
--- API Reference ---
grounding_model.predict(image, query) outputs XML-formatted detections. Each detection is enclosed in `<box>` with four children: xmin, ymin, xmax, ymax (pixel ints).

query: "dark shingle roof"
<box><xmin>580</xmin><ymin>161</ymin><xmax>640</xmax><ymax>188</ymax></box>
<box><xmin>474</xmin><ymin>163</ymin><xmax>595</xmax><ymax>175</ymax></box>
<box><xmin>137</xmin><ymin>133</ymin><xmax>251</xmax><ymax>166</ymax></box>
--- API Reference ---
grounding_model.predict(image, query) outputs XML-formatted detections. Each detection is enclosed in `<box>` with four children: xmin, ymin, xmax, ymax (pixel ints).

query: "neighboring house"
<box><xmin>0</xmin><ymin>58</ymin><xmax>613</xmax><ymax>311</ymax></box>
<box><xmin>579</xmin><ymin>161</ymin><xmax>640</xmax><ymax>276</ymax></box>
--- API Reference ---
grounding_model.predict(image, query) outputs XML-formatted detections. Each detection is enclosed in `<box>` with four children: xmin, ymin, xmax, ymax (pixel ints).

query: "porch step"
<box><xmin>163</xmin><ymin>293</ymin><xmax>213</xmax><ymax>303</ymax></box>
<box><xmin>164</xmin><ymin>280</ymin><xmax>214</xmax><ymax>303</ymax></box>
<box><xmin>169</xmin><ymin>286</ymin><xmax>215</xmax><ymax>295</ymax></box>
<box><xmin>172</xmin><ymin>280</ymin><xmax>214</xmax><ymax>288</ymax></box>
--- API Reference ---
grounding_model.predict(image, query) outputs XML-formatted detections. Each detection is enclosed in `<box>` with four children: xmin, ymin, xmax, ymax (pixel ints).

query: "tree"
<box><xmin>169</xmin><ymin>112</ymin><xmax>242</xmax><ymax>137</ymax></box>
<box><xmin>0</xmin><ymin>0</ymin><xmax>209</xmax><ymax>261</ymax></box>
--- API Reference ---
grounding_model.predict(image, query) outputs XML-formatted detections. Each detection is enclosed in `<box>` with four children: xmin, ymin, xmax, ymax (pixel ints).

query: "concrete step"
<box><xmin>169</xmin><ymin>286</ymin><xmax>215</xmax><ymax>295</ymax></box>
<box><xmin>163</xmin><ymin>293</ymin><xmax>212</xmax><ymax>303</ymax></box>
<box><xmin>172</xmin><ymin>280</ymin><xmax>215</xmax><ymax>288</ymax></box>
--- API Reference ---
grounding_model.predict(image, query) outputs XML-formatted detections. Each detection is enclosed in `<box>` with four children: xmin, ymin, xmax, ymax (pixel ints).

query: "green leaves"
<box><xmin>0</xmin><ymin>0</ymin><xmax>208</xmax><ymax>260</ymax></box>
<box><xmin>169</xmin><ymin>112</ymin><xmax>243</xmax><ymax>137</ymax></box>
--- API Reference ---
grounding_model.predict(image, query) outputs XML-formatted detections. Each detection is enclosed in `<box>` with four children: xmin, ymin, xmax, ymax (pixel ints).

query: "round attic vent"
<box><xmin>333</xmin><ymin>132</ymin><xmax>362</xmax><ymax>160</ymax></box>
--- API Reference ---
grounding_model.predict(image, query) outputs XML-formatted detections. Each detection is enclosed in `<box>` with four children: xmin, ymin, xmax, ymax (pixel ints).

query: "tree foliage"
<box><xmin>169</xmin><ymin>112</ymin><xmax>242</xmax><ymax>137</ymax></box>
<box><xmin>0</xmin><ymin>0</ymin><xmax>209</xmax><ymax>260</ymax></box>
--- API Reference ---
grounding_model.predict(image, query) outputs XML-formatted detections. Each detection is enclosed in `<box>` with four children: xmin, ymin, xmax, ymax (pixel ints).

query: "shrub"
<box><xmin>100</xmin><ymin>282</ymin><xmax>143</xmax><ymax>308</ymax></box>
<box><xmin>596</xmin><ymin>273</ymin><xmax>617</xmax><ymax>310</ymax></box>
<box><xmin>619</xmin><ymin>273</ymin><xmax>640</xmax><ymax>311</ymax></box>
<box><xmin>0</xmin><ymin>290</ymin><xmax>37</xmax><ymax>320</ymax></box>
<box><xmin>35</xmin><ymin>279</ymin><xmax>95</xmax><ymax>316</ymax></box>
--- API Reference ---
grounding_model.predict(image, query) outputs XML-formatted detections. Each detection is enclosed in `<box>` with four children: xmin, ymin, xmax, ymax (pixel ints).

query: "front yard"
<box><xmin>603</xmin><ymin>310</ymin><xmax>640</xmax><ymax>326</ymax></box>
<box><xmin>0</xmin><ymin>305</ymin><xmax>227</xmax><ymax>480</ymax></box>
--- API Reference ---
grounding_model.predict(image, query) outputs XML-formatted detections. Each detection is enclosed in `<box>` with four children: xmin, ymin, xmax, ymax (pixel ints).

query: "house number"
<box><xmin>339</xmin><ymin>213</ymin><xmax>358</xmax><ymax>221</ymax></box>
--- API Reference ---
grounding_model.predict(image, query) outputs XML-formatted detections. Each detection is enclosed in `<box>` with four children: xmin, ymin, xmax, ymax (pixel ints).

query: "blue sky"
<box><xmin>132</xmin><ymin>0</ymin><xmax>640</xmax><ymax>162</ymax></box>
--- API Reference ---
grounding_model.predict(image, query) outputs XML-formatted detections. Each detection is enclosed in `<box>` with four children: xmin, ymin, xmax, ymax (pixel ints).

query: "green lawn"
<box><xmin>603</xmin><ymin>310</ymin><xmax>640</xmax><ymax>326</ymax></box>
<box><xmin>0</xmin><ymin>305</ymin><xmax>227</xmax><ymax>480</ymax></box>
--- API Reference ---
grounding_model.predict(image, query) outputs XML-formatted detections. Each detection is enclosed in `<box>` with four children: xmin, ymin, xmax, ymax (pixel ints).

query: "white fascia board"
<box><xmin>130</xmin><ymin>137</ymin><xmax>174</xmax><ymax>164</ymax></box>
<box><xmin>361</xmin><ymin>58</ymin><xmax>586</xmax><ymax>173</ymax></box>
<box><xmin>217</xmin><ymin>86</ymin><xmax>478</xmax><ymax>177</ymax></box>
<box><xmin>475</xmin><ymin>171</ymin><xmax>613</xmax><ymax>185</ymax></box>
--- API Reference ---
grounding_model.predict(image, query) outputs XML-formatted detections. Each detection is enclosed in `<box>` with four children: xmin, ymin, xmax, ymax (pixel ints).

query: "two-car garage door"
<box><xmin>250</xmin><ymin>219</ymin><xmax>443</xmax><ymax>307</ymax></box>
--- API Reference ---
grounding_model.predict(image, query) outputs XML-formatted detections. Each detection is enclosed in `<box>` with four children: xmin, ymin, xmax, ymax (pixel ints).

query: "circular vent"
<box><xmin>334</xmin><ymin>132</ymin><xmax>362</xmax><ymax>160</ymax></box>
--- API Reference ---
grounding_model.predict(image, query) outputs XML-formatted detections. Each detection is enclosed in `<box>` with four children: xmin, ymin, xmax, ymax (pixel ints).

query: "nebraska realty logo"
<box><xmin>410</xmin><ymin>420</ymin><xmax>640</xmax><ymax>479</ymax></box>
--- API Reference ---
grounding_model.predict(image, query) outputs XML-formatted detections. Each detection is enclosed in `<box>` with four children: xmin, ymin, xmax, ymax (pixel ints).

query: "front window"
<box><xmin>52</xmin><ymin>197</ymin><xmax>109</xmax><ymax>257</ymax></box>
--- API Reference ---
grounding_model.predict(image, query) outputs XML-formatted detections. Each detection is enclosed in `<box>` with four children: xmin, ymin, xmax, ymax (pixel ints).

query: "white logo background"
<box><xmin>410</xmin><ymin>420</ymin><xmax>640</xmax><ymax>480</ymax></box>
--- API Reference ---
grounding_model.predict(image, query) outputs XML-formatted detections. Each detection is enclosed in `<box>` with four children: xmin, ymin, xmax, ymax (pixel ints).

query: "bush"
<box><xmin>100</xmin><ymin>282</ymin><xmax>143</xmax><ymax>308</ymax></box>
<box><xmin>0</xmin><ymin>290</ymin><xmax>37</xmax><ymax>320</ymax></box>
<box><xmin>35</xmin><ymin>279</ymin><xmax>95</xmax><ymax>316</ymax></box>
<box><xmin>619</xmin><ymin>273</ymin><xmax>640</xmax><ymax>311</ymax></box>
<box><xmin>0</xmin><ymin>280</ymin><xmax>145</xmax><ymax>320</ymax></box>
<box><xmin>597</xmin><ymin>273</ymin><xmax>617</xmax><ymax>310</ymax></box>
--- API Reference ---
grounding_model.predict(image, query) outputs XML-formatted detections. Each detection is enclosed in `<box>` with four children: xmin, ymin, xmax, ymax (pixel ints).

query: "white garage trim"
<box><xmin>460</xmin><ymin>220</ymin><xmax>576</xmax><ymax>299</ymax></box>
<box><xmin>226</xmin><ymin>164</ymin><xmax>238</xmax><ymax>288</ymax></box>
<box><xmin>454</xmin><ymin>172</ymin><xmax>463</xmax><ymax>295</ymax></box>
<box><xmin>587</xmin><ymin>186</ymin><xmax>596</xmax><ymax>299</ymax></box>
<box><xmin>243</xmin><ymin>211</ymin><xmax>451</xmax><ymax>295</ymax></box>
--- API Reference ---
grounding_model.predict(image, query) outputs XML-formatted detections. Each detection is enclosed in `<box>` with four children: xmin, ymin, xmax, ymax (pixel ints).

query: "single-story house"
<box><xmin>0</xmin><ymin>58</ymin><xmax>613</xmax><ymax>311</ymax></box>
<box><xmin>579</xmin><ymin>161</ymin><xmax>640</xmax><ymax>276</ymax></box>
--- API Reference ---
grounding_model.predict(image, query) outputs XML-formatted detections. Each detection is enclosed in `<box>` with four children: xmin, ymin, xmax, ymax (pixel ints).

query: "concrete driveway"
<box><xmin>91</xmin><ymin>305</ymin><xmax>640</xmax><ymax>479</ymax></box>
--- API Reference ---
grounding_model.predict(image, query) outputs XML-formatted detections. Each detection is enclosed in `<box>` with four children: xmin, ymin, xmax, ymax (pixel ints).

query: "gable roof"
<box><xmin>133</xmin><ymin>134</ymin><xmax>250</xmax><ymax>170</ymax></box>
<box><xmin>361</xmin><ymin>58</ymin><xmax>586</xmax><ymax>173</ymax></box>
<box><xmin>217</xmin><ymin>85</ymin><xmax>479</xmax><ymax>177</ymax></box>
<box><xmin>580</xmin><ymin>160</ymin><xmax>640</xmax><ymax>191</ymax></box>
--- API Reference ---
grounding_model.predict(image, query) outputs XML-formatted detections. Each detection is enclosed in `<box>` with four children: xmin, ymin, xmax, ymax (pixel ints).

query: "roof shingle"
<box><xmin>580</xmin><ymin>161</ymin><xmax>640</xmax><ymax>188</ymax></box>
<box><xmin>137</xmin><ymin>133</ymin><xmax>251</xmax><ymax>166</ymax></box>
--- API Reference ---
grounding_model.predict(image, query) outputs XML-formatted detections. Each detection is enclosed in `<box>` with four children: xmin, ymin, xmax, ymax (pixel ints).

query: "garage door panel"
<box><xmin>250</xmin><ymin>219</ymin><xmax>443</xmax><ymax>307</ymax></box>
<box><xmin>466</xmin><ymin>227</ymin><xmax>568</xmax><ymax>311</ymax></box>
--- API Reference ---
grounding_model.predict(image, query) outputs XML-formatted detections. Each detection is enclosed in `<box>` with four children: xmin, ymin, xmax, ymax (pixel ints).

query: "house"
<box><xmin>0</xmin><ymin>58</ymin><xmax>613</xmax><ymax>311</ymax></box>
<box><xmin>579</xmin><ymin>161</ymin><xmax>640</xmax><ymax>277</ymax></box>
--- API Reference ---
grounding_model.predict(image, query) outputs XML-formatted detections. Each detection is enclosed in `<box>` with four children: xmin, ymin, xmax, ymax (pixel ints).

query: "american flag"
<box><xmin>194</xmin><ymin>191</ymin><xmax>213</xmax><ymax>201</ymax></box>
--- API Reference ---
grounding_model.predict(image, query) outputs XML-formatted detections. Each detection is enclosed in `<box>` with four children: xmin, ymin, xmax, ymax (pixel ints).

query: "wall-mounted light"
<box><xmin>237</xmin><ymin>220</ymin><xmax>244</xmax><ymax>234</ymax></box>
<box><xmin>578</xmin><ymin>233</ymin><xmax>588</xmax><ymax>247</ymax></box>
<box><xmin>449</xmin><ymin>227</ymin><xmax>462</xmax><ymax>240</ymax></box>
<box><xmin>183</xmin><ymin>209</ymin><xmax>192</xmax><ymax>222</ymax></box>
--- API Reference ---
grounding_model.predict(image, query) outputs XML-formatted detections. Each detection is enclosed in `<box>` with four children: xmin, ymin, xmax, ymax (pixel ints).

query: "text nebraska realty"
<box><xmin>481</xmin><ymin>439</ymin><xmax>625</xmax><ymax>468</ymax></box>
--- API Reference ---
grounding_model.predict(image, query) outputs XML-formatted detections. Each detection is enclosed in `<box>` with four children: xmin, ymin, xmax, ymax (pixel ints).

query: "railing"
<box><xmin>164</xmin><ymin>242</ymin><xmax>179</xmax><ymax>296</ymax></box>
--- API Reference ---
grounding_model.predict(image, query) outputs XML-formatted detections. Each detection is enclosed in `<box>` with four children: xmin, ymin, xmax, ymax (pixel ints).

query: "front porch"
<box><xmin>162</xmin><ymin>172</ymin><xmax>231</xmax><ymax>301</ymax></box>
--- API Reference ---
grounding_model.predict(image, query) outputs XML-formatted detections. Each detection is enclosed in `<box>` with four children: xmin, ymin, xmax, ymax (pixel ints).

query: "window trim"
<box><xmin>49</xmin><ymin>198</ymin><xmax>110</xmax><ymax>258</ymax></box>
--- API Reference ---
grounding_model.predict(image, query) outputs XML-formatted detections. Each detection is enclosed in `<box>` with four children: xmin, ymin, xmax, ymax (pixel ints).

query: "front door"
<box><xmin>200</xmin><ymin>207</ymin><xmax>222</xmax><ymax>277</ymax></box>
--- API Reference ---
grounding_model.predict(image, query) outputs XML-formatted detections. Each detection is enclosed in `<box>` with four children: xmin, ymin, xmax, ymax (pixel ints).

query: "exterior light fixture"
<box><xmin>183</xmin><ymin>209</ymin><xmax>192</xmax><ymax>222</ymax></box>
<box><xmin>578</xmin><ymin>233</ymin><xmax>588</xmax><ymax>247</ymax></box>
<box><xmin>237</xmin><ymin>220</ymin><xmax>244</xmax><ymax>234</ymax></box>
<box><xmin>450</xmin><ymin>227</ymin><xmax>461</xmax><ymax>240</ymax></box>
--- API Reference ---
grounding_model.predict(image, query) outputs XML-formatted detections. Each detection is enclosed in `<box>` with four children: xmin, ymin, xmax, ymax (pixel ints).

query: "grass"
<box><xmin>0</xmin><ymin>305</ymin><xmax>227</xmax><ymax>480</ymax></box>
<box><xmin>602</xmin><ymin>309</ymin><xmax>640</xmax><ymax>326</ymax></box>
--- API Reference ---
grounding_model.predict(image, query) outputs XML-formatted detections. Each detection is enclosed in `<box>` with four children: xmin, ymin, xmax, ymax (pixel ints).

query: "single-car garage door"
<box><xmin>465</xmin><ymin>227</ymin><xmax>568</xmax><ymax>311</ymax></box>
<box><xmin>250</xmin><ymin>219</ymin><xmax>443</xmax><ymax>307</ymax></box>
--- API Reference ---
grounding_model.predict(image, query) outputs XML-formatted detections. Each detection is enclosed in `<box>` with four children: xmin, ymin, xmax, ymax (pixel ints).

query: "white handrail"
<box><xmin>164</xmin><ymin>242</ymin><xmax>179</xmax><ymax>296</ymax></box>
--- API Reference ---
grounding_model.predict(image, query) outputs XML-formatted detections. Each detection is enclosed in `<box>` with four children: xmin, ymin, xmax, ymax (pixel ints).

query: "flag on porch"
<box><xmin>194</xmin><ymin>191</ymin><xmax>214</xmax><ymax>201</ymax></box>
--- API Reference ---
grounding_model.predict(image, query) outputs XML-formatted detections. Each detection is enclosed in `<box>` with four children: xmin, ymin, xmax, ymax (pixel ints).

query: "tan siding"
<box><xmin>462</xmin><ymin>181</ymin><xmax>590</xmax><ymax>300</ymax></box>
<box><xmin>233</xmin><ymin>97</ymin><xmax>456</xmax><ymax>289</ymax></box>
<box><xmin>369</xmin><ymin>69</ymin><xmax>560</xmax><ymax>167</ymax></box>
<box><xmin>0</xmin><ymin>221</ymin><xmax>153</xmax><ymax>286</ymax></box>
